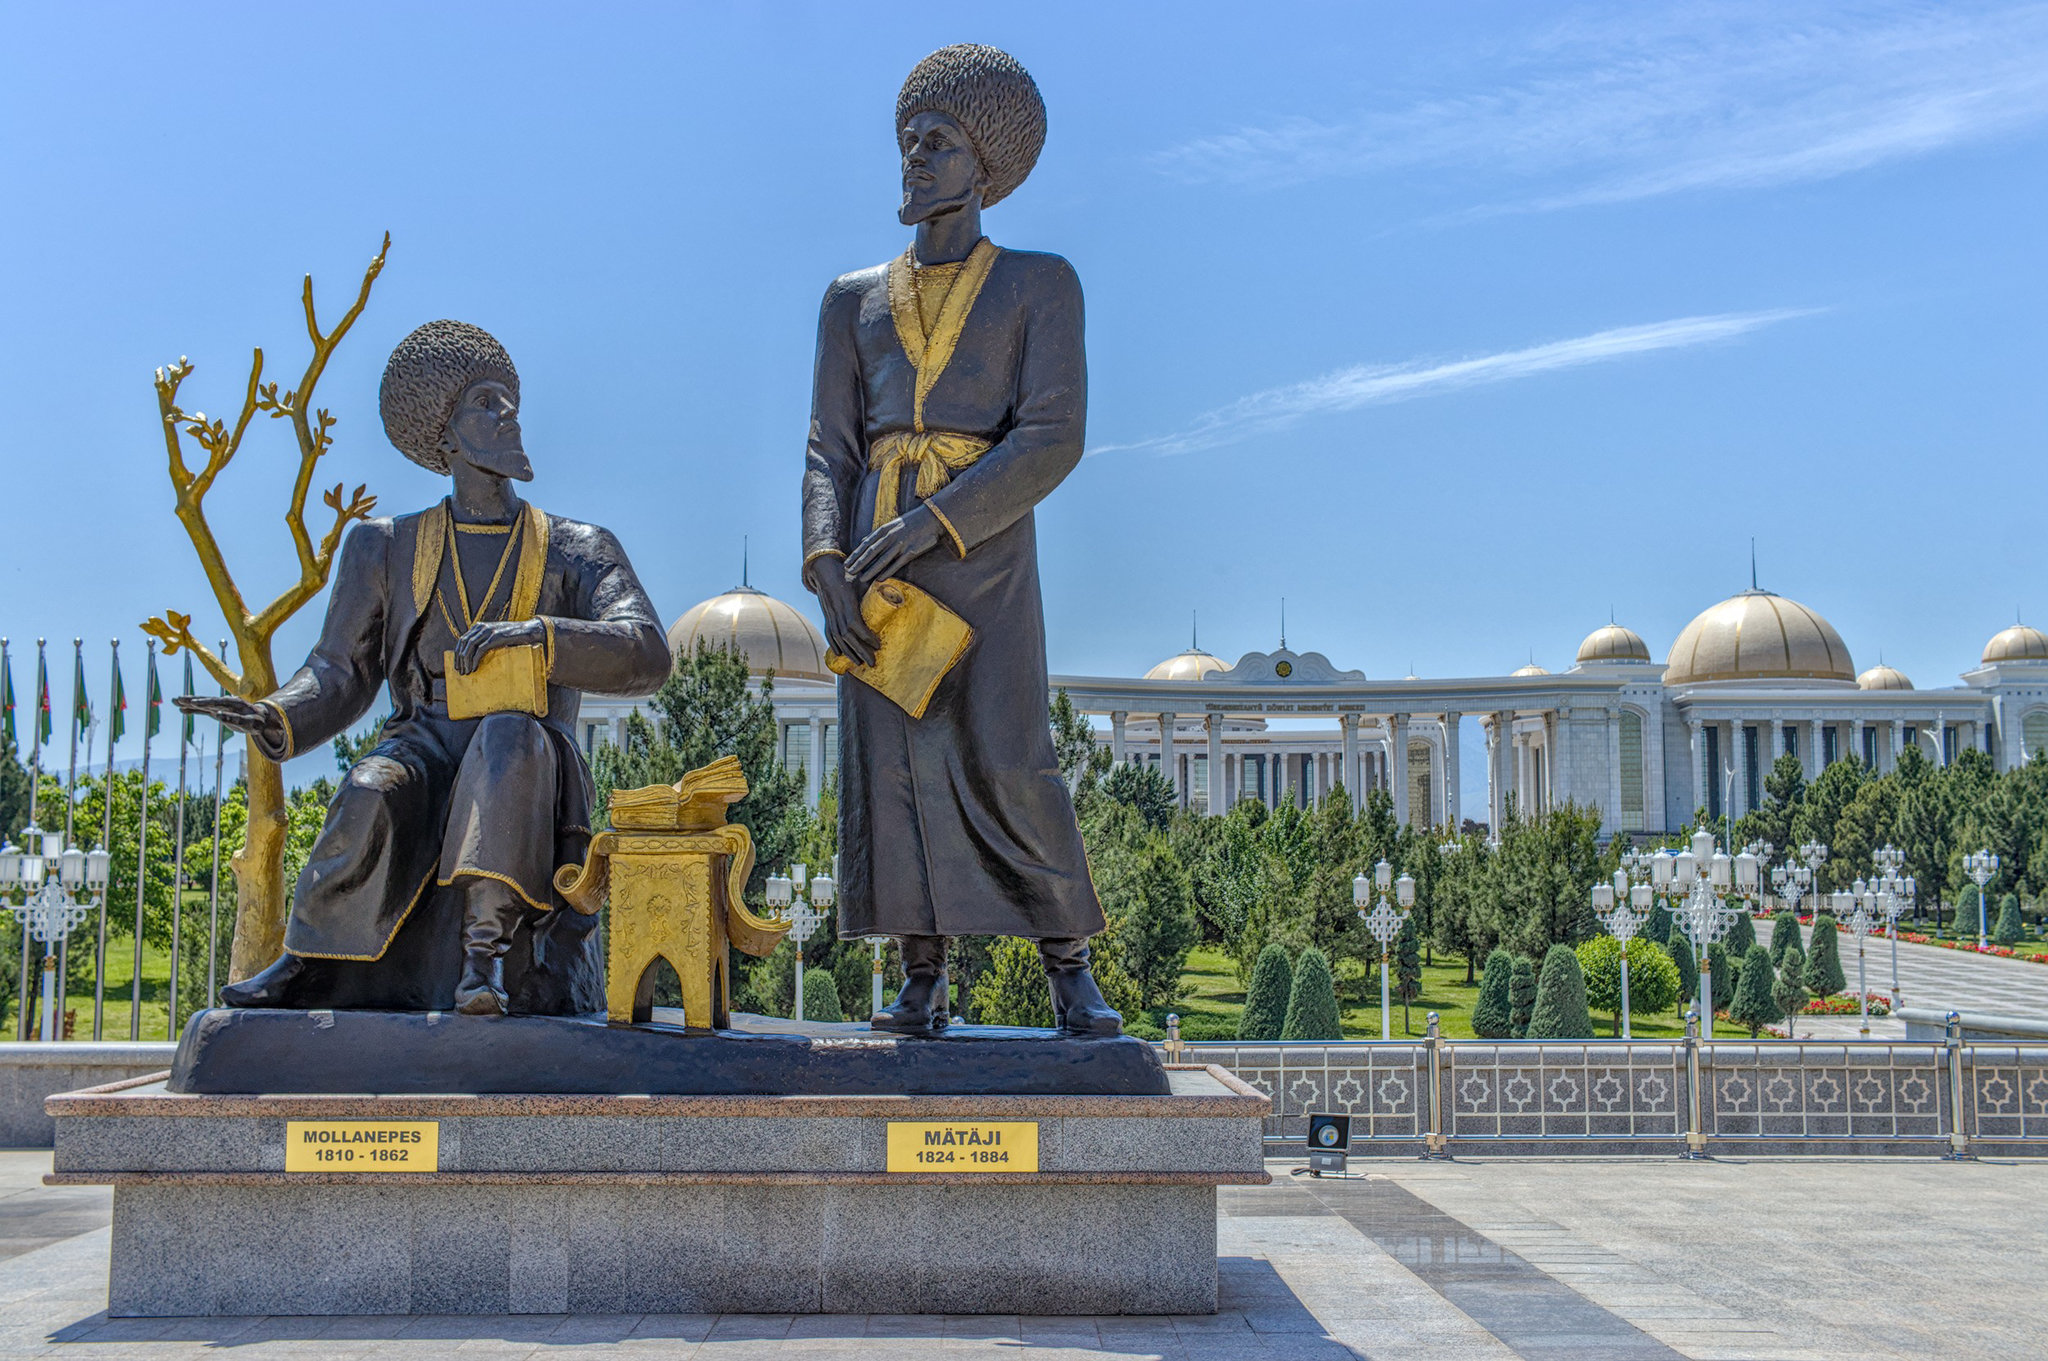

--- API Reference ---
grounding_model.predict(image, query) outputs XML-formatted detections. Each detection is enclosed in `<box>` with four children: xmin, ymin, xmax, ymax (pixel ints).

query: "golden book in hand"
<box><xmin>444</xmin><ymin>643</ymin><xmax>550</xmax><ymax>721</ymax></box>
<box><xmin>825</xmin><ymin>578</ymin><xmax>974</xmax><ymax>720</ymax></box>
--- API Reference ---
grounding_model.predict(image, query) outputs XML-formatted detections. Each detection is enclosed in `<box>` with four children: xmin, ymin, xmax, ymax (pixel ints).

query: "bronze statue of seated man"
<box><xmin>179</xmin><ymin>320</ymin><xmax>672</xmax><ymax>1016</ymax></box>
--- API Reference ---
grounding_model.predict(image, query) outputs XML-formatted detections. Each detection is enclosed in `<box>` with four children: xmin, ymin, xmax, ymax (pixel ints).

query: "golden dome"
<box><xmin>1576</xmin><ymin>623</ymin><xmax>1652</xmax><ymax>665</ymax></box>
<box><xmin>1145</xmin><ymin>647</ymin><xmax>1227</xmax><ymax>682</ymax></box>
<box><xmin>667</xmin><ymin>587</ymin><xmax>829</xmax><ymax>681</ymax></box>
<box><xmin>1663</xmin><ymin>589</ymin><xmax>1854</xmax><ymax>686</ymax></box>
<box><xmin>1858</xmin><ymin>664</ymin><xmax>1913</xmax><ymax>691</ymax></box>
<box><xmin>1511</xmin><ymin>663</ymin><xmax>1550</xmax><ymax>677</ymax></box>
<box><xmin>1983</xmin><ymin>624</ymin><xmax>2048</xmax><ymax>665</ymax></box>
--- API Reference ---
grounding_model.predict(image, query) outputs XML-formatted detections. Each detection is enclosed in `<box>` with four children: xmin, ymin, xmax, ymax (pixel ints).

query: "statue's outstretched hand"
<box><xmin>814</xmin><ymin>561</ymin><xmax>880</xmax><ymax>668</ymax></box>
<box><xmin>847</xmin><ymin>505</ymin><xmax>943</xmax><ymax>589</ymax></box>
<box><xmin>453</xmin><ymin>619</ymin><xmax>545</xmax><ymax>675</ymax></box>
<box><xmin>175</xmin><ymin>695</ymin><xmax>283</xmax><ymax>742</ymax></box>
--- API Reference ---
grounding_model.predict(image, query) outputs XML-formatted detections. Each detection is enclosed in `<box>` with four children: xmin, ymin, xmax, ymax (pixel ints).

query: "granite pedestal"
<box><xmin>48</xmin><ymin>1064</ymin><xmax>1268</xmax><ymax>1316</ymax></box>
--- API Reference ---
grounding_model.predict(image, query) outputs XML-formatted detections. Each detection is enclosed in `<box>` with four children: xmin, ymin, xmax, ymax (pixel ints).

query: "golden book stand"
<box><xmin>554</xmin><ymin>755</ymin><xmax>790</xmax><ymax>1028</ymax></box>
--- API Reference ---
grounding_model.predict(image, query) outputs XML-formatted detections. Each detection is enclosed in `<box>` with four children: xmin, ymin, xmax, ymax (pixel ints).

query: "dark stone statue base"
<box><xmin>165</xmin><ymin>1008</ymin><xmax>1171</xmax><ymax>1097</ymax></box>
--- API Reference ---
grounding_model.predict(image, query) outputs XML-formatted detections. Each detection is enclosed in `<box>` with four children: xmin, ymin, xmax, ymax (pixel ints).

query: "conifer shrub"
<box><xmin>1769</xmin><ymin>910</ymin><xmax>1801</xmax><ymax>964</ymax></box>
<box><xmin>1804</xmin><ymin>914</ymin><xmax>1847</xmax><ymax>998</ymax></box>
<box><xmin>970</xmin><ymin>937</ymin><xmax>1055</xmax><ymax>1027</ymax></box>
<box><xmin>1993</xmin><ymin>894</ymin><xmax>2024</xmax><ymax>947</ymax></box>
<box><xmin>1471</xmin><ymin>948</ymin><xmax>1515</xmax><ymax>1039</ymax></box>
<box><xmin>1773</xmin><ymin>941</ymin><xmax>1809</xmax><ymax>1038</ymax></box>
<box><xmin>1706</xmin><ymin>942</ymin><xmax>1736</xmax><ymax>1013</ymax></box>
<box><xmin>1667</xmin><ymin>927</ymin><xmax>1698</xmax><ymax>1008</ymax></box>
<box><xmin>1527</xmin><ymin>944</ymin><xmax>1593</xmax><ymax>1039</ymax></box>
<box><xmin>1508</xmin><ymin>956</ymin><xmax>1537</xmax><ymax>1038</ymax></box>
<box><xmin>1728</xmin><ymin>944</ymin><xmax>1782</xmax><ymax>1037</ymax></box>
<box><xmin>1724</xmin><ymin>910</ymin><xmax>1756</xmax><ymax>958</ymax></box>
<box><xmin>1281</xmin><ymin>947</ymin><xmax>1343</xmax><ymax>1040</ymax></box>
<box><xmin>801</xmin><ymin>967</ymin><xmax>846</xmax><ymax>1023</ymax></box>
<box><xmin>1237</xmin><ymin>943</ymin><xmax>1294</xmax><ymax>1041</ymax></box>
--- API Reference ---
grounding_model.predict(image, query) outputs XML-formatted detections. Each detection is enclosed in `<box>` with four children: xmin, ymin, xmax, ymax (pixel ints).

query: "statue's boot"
<box><xmin>870</xmin><ymin>934</ymin><xmax>950</xmax><ymax>1033</ymax></box>
<box><xmin>453</xmin><ymin>879</ymin><xmax>524</xmax><ymax>1016</ymax></box>
<box><xmin>219</xmin><ymin>952</ymin><xmax>317</xmax><ymax>1008</ymax></box>
<box><xmin>1041</xmin><ymin>937</ymin><xmax>1123</xmax><ymax>1037</ymax></box>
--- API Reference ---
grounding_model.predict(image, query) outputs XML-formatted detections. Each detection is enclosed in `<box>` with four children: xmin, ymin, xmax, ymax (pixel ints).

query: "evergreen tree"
<box><xmin>1706</xmin><ymin>941</ymin><xmax>1739</xmax><ymax>1015</ymax></box>
<box><xmin>970</xmin><ymin>937</ymin><xmax>1055</xmax><ymax>1027</ymax></box>
<box><xmin>1728</xmin><ymin>944</ymin><xmax>1783</xmax><ymax>1037</ymax></box>
<box><xmin>1280</xmin><ymin>947</ymin><xmax>1343</xmax><ymax>1040</ymax></box>
<box><xmin>1471</xmin><ymin>948</ymin><xmax>1514</xmax><ymax>1039</ymax></box>
<box><xmin>801</xmin><ymin>968</ymin><xmax>845</xmax><ymax>1022</ymax></box>
<box><xmin>1050</xmin><ymin>687</ymin><xmax>1111</xmax><ymax>794</ymax></box>
<box><xmin>1667</xmin><ymin>927</ymin><xmax>1698</xmax><ymax>1010</ymax></box>
<box><xmin>1393</xmin><ymin>912</ymin><xmax>1424</xmax><ymax>1034</ymax></box>
<box><xmin>1236</xmin><ymin>944</ymin><xmax>1294</xmax><ymax>1041</ymax></box>
<box><xmin>1527</xmin><ymin>943</ymin><xmax>1593</xmax><ymax>1039</ymax></box>
<box><xmin>1804</xmin><ymin>914</ymin><xmax>1847</xmax><ymax>998</ymax></box>
<box><xmin>1724</xmin><ymin>909</ymin><xmax>1756</xmax><ymax>958</ymax></box>
<box><xmin>1508</xmin><ymin>956</ymin><xmax>1537</xmax><ymax>1038</ymax></box>
<box><xmin>1768</xmin><ymin>909</ymin><xmax>1801</xmax><ymax>964</ymax></box>
<box><xmin>1773</xmin><ymin>941</ymin><xmax>1809</xmax><ymax>1038</ymax></box>
<box><xmin>1994</xmin><ymin>893</ymin><xmax>2024</xmax><ymax>947</ymax></box>
<box><xmin>1096</xmin><ymin>761</ymin><xmax>1177</xmax><ymax>832</ymax></box>
<box><xmin>1643</xmin><ymin>895</ymin><xmax>1673</xmax><ymax>947</ymax></box>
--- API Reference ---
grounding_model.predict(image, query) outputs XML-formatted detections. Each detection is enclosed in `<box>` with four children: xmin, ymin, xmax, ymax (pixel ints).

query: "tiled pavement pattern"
<box><xmin>4</xmin><ymin>1150</ymin><xmax>2045</xmax><ymax>1360</ymax></box>
<box><xmin>1747</xmin><ymin>923</ymin><xmax>2048</xmax><ymax>1039</ymax></box>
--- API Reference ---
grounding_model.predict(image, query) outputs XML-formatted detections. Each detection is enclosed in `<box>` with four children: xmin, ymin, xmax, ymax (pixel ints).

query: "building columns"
<box><xmin>1442</xmin><ymin>712</ymin><xmax>1462</xmax><ymax>830</ymax></box>
<box><xmin>1340</xmin><ymin>714</ymin><xmax>1361</xmax><ymax>811</ymax></box>
<box><xmin>1157</xmin><ymin>713</ymin><xmax>1178</xmax><ymax>803</ymax></box>
<box><xmin>1110</xmin><ymin>711</ymin><xmax>1127</xmax><ymax>765</ymax></box>
<box><xmin>1688</xmin><ymin>719</ymin><xmax>1706</xmax><ymax>817</ymax></box>
<box><xmin>1607</xmin><ymin>706</ymin><xmax>1624</xmax><ymax>831</ymax></box>
<box><xmin>806</xmin><ymin>713</ymin><xmax>826</xmax><ymax>808</ymax></box>
<box><xmin>1205</xmin><ymin>713</ymin><xmax>1224</xmax><ymax>815</ymax></box>
<box><xmin>1391</xmin><ymin>714</ymin><xmax>1411</xmax><ymax>828</ymax></box>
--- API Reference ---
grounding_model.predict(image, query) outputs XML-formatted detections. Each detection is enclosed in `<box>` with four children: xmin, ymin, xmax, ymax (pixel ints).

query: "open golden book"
<box><xmin>825</xmin><ymin>578</ymin><xmax>975</xmax><ymax>719</ymax></box>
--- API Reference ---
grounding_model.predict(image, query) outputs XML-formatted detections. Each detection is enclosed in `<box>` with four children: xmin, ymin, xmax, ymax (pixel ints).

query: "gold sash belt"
<box><xmin>868</xmin><ymin>430</ymin><xmax>992</xmax><ymax>530</ymax></box>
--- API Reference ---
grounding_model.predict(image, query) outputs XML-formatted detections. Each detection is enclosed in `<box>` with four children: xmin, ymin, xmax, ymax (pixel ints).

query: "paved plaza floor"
<box><xmin>1757</xmin><ymin>924</ymin><xmax>2048</xmax><ymax>1038</ymax></box>
<box><xmin>2</xmin><ymin>1148</ymin><xmax>2040</xmax><ymax>1361</ymax></box>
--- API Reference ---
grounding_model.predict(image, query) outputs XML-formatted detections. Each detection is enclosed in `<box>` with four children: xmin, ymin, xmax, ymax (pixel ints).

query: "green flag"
<box><xmin>181</xmin><ymin>653</ymin><xmax>195</xmax><ymax>747</ymax></box>
<box><xmin>72</xmin><ymin>648</ymin><xmax>90</xmax><ymax>738</ymax></box>
<box><xmin>109</xmin><ymin>652</ymin><xmax>126</xmax><ymax>745</ymax></box>
<box><xmin>35</xmin><ymin>647</ymin><xmax>51</xmax><ymax>746</ymax></box>
<box><xmin>146</xmin><ymin>651</ymin><xmax>162</xmax><ymax>740</ymax></box>
<box><xmin>1</xmin><ymin>642</ymin><xmax>14</xmax><ymax>750</ymax></box>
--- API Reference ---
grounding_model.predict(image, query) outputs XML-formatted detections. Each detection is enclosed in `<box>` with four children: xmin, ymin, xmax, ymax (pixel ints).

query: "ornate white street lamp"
<box><xmin>1353</xmin><ymin>858</ymin><xmax>1415</xmax><ymax>1041</ymax></box>
<box><xmin>1771</xmin><ymin>859</ymin><xmax>1812</xmax><ymax>920</ymax></box>
<box><xmin>1838</xmin><ymin>884</ymin><xmax>1879</xmax><ymax>1039</ymax></box>
<box><xmin>1964</xmin><ymin>849</ymin><xmax>1999</xmax><ymax>950</ymax></box>
<box><xmin>1666</xmin><ymin>830</ymin><xmax>1759</xmax><ymax>1038</ymax></box>
<box><xmin>764</xmin><ymin>862</ymin><xmax>834</xmax><ymax>1021</ymax></box>
<box><xmin>1590</xmin><ymin>870</ymin><xmax>1652</xmax><ymax>1038</ymax></box>
<box><xmin>2</xmin><ymin>827</ymin><xmax>111</xmax><ymax>1042</ymax></box>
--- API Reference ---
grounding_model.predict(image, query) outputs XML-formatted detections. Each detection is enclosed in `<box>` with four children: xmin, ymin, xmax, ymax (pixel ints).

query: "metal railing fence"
<box><xmin>1166</xmin><ymin>1013</ymin><xmax>2048</xmax><ymax>1158</ymax></box>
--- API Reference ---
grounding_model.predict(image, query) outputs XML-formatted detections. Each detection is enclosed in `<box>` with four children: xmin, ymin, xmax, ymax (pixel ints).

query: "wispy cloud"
<box><xmin>1155</xmin><ymin>3</ymin><xmax>2048</xmax><ymax>211</ymax></box>
<box><xmin>1089</xmin><ymin>308</ymin><xmax>1816</xmax><ymax>458</ymax></box>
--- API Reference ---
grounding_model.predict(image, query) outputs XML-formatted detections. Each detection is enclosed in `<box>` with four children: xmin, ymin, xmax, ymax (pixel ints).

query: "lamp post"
<box><xmin>2</xmin><ymin>827</ymin><xmax>111</xmax><ymax>1041</ymax></box>
<box><xmin>1800</xmin><ymin>839</ymin><xmax>1828</xmax><ymax>905</ymax></box>
<box><xmin>1771</xmin><ymin>859</ymin><xmax>1811</xmax><ymax>922</ymax></box>
<box><xmin>1964</xmin><ymin>849</ymin><xmax>1998</xmax><ymax>950</ymax></box>
<box><xmin>1668</xmin><ymin>829</ymin><xmax>1759</xmax><ymax>1038</ymax></box>
<box><xmin>1871</xmin><ymin>844</ymin><xmax>1908</xmax><ymax>1009</ymax></box>
<box><xmin>1837</xmin><ymin>884</ymin><xmax>1879</xmax><ymax>1038</ymax></box>
<box><xmin>764</xmin><ymin>863</ymin><xmax>833</xmax><ymax>1020</ymax></box>
<box><xmin>1353</xmin><ymin>858</ymin><xmax>1415</xmax><ymax>1041</ymax></box>
<box><xmin>1590</xmin><ymin>870</ymin><xmax>1652</xmax><ymax>1038</ymax></box>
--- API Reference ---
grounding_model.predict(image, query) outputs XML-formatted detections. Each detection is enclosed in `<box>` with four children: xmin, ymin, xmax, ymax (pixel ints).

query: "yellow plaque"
<box><xmin>886</xmin><ymin>1120</ymin><xmax>1038</xmax><ymax>1173</ymax></box>
<box><xmin>284</xmin><ymin>1121</ymin><xmax>439</xmax><ymax>1173</ymax></box>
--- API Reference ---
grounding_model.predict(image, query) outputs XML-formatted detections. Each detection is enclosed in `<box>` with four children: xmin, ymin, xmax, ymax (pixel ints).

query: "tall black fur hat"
<box><xmin>897</xmin><ymin>44</ymin><xmax>1046</xmax><ymax>208</ymax></box>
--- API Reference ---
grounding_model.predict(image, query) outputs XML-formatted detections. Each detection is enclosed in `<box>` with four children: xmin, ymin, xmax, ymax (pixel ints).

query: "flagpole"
<box><xmin>5</xmin><ymin>638</ymin><xmax>25</xmax><ymax>1041</ymax></box>
<box><xmin>93</xmin><ymin>638</ymin><xmax>118</xmax><ymax>1041</ymax></box>
<box><xmin>28</xmin><ymin>639</ymin><xmax>44</xmax><ymax>832</ymax></box>
<box><xmin>130</xmin><ymin>640</ymin><xmax>157</xmax><ymax>1040</ymax></box>
<box><xmin>168</xmin><ymin>654</ymin><xmax>192</xmax><ymax>1037</ymax></box>
<box><xmin>207</xmin><ymin>640</ymin><xmax>226</xmax><ymax>1009</ymax></box>
<box><xmin>58</xmin><ymin>638</ymin><xmax>85</xmax><ymax>1027</ymax></box>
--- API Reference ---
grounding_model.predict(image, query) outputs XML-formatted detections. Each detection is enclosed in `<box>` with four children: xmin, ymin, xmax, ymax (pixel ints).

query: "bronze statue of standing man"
<box><xmin>802</xmin><ymin>44</ymin><xmax>1118</xmax><ymax>1035</ymax></box>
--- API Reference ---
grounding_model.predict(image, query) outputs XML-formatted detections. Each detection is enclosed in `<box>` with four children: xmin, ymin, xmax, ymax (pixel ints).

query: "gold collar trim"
<box><xmin>886</xmin><ymin>239</ymin><xmax>1000</xmax><ymax>434</ymax></box>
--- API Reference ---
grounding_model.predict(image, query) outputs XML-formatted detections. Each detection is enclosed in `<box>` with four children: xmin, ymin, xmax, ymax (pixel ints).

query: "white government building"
<box><xmin>578</xmin><ymin>581</ymin><xmax>2048</xmax><ymax>839</ymax></box>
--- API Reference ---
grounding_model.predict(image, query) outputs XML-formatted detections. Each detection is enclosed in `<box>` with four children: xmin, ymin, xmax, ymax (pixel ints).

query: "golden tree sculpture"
<box><xmin>142</xmin><ymin>234</ymin><xmax>389</xmax><ymax>982</ymax></box>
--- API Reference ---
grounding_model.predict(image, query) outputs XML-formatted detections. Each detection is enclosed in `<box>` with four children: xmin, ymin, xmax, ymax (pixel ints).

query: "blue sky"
<box><xmin>2</xmin><ymin>1</ymin><xmax>2045</xmax><ymax>792</ymax></box>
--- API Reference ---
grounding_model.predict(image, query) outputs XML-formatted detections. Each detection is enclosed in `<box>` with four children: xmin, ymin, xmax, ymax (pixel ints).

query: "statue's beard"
<box><xmin>899</xmin><ymin>183</ymin><xmax>976</xmax><ymax>226</ymax></box>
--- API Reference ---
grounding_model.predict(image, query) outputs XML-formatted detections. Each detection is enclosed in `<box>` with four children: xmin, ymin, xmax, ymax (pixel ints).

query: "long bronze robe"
<box><xmin>801</xmin><ymin>241</ymin><xmax>1103</xmax><ymax>941</ymax></box>
<box><xmin>253</xmin><ymin>500</ymin><xmax>670</xmax><ymax>1005</ymax></box>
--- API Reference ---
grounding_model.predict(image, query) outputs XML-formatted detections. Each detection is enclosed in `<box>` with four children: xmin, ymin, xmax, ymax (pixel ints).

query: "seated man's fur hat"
<box><xmin>379</xmin><ymin>320</ymin><xmax>520</xmax><ymax>474</ymax></box>
<box><xmin>897</xmin><ymin>44</ymin><xmax>1046</xmax><ymax>208</ymax></box>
